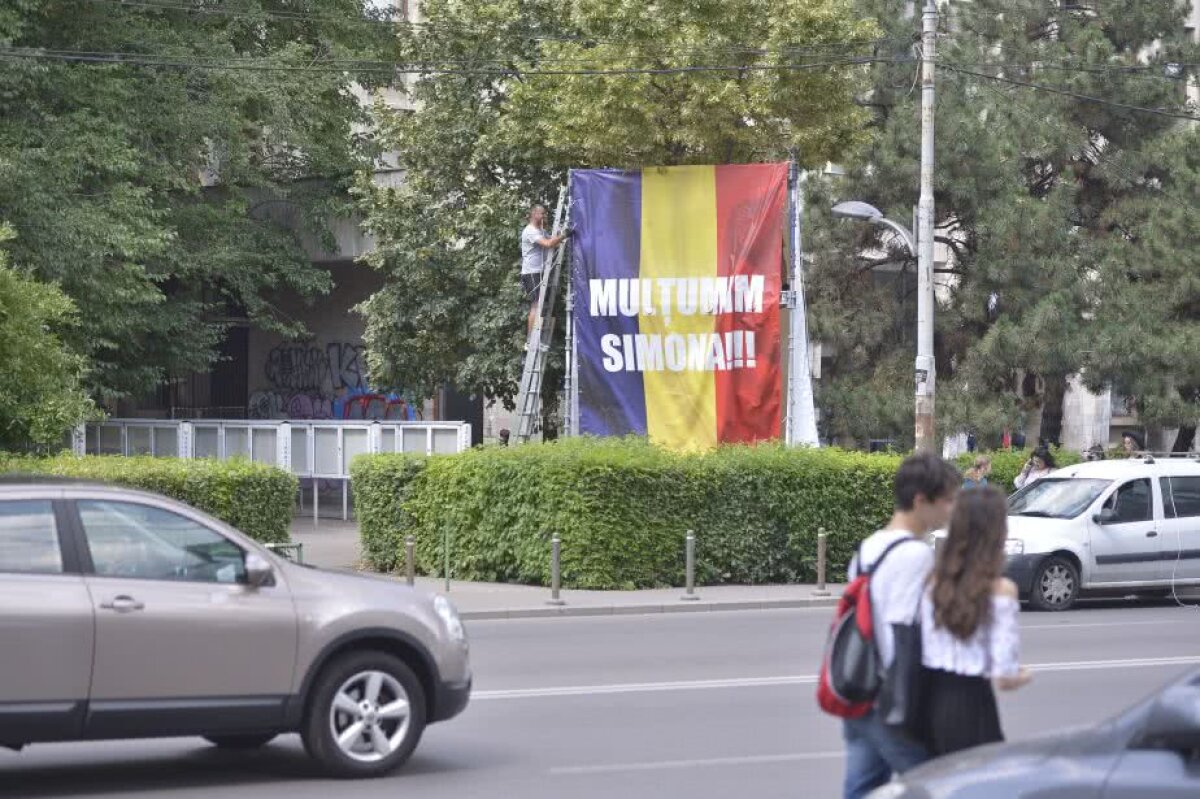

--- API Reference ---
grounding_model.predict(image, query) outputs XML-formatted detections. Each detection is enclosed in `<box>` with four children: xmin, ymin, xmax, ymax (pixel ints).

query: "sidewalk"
<box><xmin>287</xmin><ymin>517</ymin><xmax>842</xmax><ymax>620</ymax></box>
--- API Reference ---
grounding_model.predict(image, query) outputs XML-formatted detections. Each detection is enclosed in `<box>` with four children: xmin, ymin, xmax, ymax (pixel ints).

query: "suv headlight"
<box><xmin>1004</xmin><ymin>538</ymin><xmax>1025</xmax><ymax>556</ymax></box>
<box><xmin>433</xmin><ymin>595</ymin><xmax>466</xmax><ymax>642</ymax></box>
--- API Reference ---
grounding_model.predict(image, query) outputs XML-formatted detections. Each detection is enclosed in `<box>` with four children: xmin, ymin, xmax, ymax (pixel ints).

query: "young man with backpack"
<box><xmin>838</xmin><ymin>452</ymin><xmax>962</xmax><ymax>799</ymax></box>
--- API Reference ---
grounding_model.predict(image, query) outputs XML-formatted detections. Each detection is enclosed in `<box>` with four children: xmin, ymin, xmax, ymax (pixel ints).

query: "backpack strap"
<box><xmin>864</xmin><ymin>535</ymin><xmax>924</xmax><ymax>577</ymax></box>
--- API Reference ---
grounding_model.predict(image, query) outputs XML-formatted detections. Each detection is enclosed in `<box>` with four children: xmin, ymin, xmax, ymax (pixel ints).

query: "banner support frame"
<box><xmin>785</xmin><ymin>159</ymin><xmax>821</xmax><ymax>447</ymax></box>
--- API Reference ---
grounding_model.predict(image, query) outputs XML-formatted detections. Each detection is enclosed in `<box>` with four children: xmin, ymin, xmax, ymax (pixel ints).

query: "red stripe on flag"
<box><xmin>713</xmin><ymin>163</ymin><xmax>787</xmax><ymax>443</ymax></box>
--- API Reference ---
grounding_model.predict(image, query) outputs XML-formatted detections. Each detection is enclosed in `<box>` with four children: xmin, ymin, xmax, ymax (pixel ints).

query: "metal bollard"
<box><xmin>548</xmin><ymin>535</ymin><xmax>566</xmax><ymax>606</ymax></box>
<box><xmin>813</xmin><ymin>528</ymin><xmax>831</xmax><ymax>597</ymax></box>
<box><xmin>681</xmin><ymin>530</ymin><xmax>700</xmax><ymax>601</ymax></box>
<box><xmin>405</xmin><ymin>536</ymin><xmax>415</xmax><ymax>587</ymax></box>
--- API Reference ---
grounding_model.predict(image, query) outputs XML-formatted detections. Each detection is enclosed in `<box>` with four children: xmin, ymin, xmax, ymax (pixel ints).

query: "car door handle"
<box><xmin>1146</xmin><ymin>531</ymin><xmax>1158</xmax><ymax>538</ymax></box>
<box><xmin>100</xmin><ymin>595</ymin><xmax>145</xmax><ymax>613</ymax></box>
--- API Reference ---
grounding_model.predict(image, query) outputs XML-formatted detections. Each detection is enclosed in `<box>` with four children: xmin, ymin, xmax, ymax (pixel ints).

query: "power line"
<box><xmin>77</xmin><ymin>0</ymin><xmax>904</xmax><ymax>58</ymax></box>
<box><xmin>0</xmin><ymin>47</ymin><xmax>894</xmax><ymax>77</ymax></box>
<box><xmin>939</xmin><ymin>63</ymin><xmax>1200</xmax><ymax>123</ymax></box>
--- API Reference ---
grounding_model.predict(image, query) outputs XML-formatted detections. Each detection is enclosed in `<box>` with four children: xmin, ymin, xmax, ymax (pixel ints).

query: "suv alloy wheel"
<box><xmin>301</xmin><ymin>651</ymin><xmax>427</xmax><ymax>778</ymax></box>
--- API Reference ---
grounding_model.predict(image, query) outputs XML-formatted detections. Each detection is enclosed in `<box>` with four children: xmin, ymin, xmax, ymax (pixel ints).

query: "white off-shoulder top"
<box><xmin>920</xmin><ymin>592</ymin><xmax>1021</xmax><ymax>678</ymax></box>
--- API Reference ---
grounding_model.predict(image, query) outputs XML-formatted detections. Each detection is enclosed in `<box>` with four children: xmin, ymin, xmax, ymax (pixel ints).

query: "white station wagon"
<box><xmin>996</xmin><ymin>457</ymin><xmax>1200</xmax><ymax>610</ymax></box>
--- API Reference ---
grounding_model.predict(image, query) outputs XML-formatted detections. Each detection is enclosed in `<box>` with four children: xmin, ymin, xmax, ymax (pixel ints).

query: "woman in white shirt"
<box><xmin>921</xmin><ymin>487</ymin><xmax>1032</xmax><ymax>756</ymax></box>
<box><xmin>1013</xmin><ymin>446</ymin><xmax>1056</xmax><ymax>489</ymax></box>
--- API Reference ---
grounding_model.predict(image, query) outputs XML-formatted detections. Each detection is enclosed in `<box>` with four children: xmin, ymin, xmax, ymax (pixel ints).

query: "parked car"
<box><xmin>0</xmin><ymin>477</ymin><xmax>470</xmax><ymax>778</ymax></box>
<box><xmin>867</xmin><ymin>666</ymin><xmax>1200</xmax><ymax>798</ymax></box>
<box><xmin>935</xmin><ymin>457</ymin><xmax>1200</xmax><ymax>611</ymax></box>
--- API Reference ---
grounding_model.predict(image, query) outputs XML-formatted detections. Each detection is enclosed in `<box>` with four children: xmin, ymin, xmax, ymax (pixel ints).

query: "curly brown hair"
<box><xmin>931</xmin><ymin>486</ymin><xmax>1009</xmax><ymax>640</ymax></box>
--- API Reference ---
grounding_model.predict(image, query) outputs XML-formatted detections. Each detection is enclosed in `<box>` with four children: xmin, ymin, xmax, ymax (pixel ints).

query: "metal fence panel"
<box><xmin>75</xmin><ymin>419</ymin><xmax>471</xmax><ymax>492</ymax></box>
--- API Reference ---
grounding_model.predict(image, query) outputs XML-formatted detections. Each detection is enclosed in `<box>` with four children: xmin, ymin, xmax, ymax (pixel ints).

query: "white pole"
<box><xmin>786</xmin><ymin>161</ymin><xmax>820</xmax><ymax>447</ymax></box>
<box><xmin>915</xmin><ymin>0</ymin><xmax>938</xmax><ymax>452</ymax></box>
<box><xmin>563</xmin><ymin>173</ymin><xmax>577</xmax><ymax>437</ymax></box>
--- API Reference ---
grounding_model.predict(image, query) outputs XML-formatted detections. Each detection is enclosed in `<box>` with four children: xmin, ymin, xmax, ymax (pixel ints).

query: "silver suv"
<box><xmin>0</xmin><ymin>478</ymin><xmax>471</xmax><ymax>778</ymax></box>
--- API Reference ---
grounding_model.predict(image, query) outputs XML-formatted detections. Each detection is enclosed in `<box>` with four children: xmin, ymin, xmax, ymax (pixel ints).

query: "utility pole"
<box><xmin>915</xmin><ymin>0</ymin><xmax>938</xmax><ymax>452</ymax></box>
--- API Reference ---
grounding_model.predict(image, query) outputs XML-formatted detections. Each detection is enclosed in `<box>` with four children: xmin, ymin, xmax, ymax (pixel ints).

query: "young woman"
<box><xmin>920</xmin><ymin>487</ymin><xmax>1032</xmax><ymax>756</ymax></box>
<box><xmin>1013</xmin><ymin>446</ymin><xmax>1055</xmax><ymax>489</ymax></box>
<box><xmin>962</xmin><ymin>456</ymin><xmax>991</xmax><ymax>489</ymax></box>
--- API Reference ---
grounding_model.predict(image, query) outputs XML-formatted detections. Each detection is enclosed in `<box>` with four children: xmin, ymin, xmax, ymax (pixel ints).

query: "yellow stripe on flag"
<box><xmin>639</xmin><ymin>166</ymin><xmax>718</xmax><ymax>450</ymax></box>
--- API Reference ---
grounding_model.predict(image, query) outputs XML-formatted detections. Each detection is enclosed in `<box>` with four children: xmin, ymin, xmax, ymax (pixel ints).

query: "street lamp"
<box><xmin>830</xmin><ymin>201</ymin><xmax>916</xmax><ymax>258</ymax></box>
<box><xmin>832</xmin><ymin>199</ymin><xmax>935</xmax><ymax>452</ymax></box>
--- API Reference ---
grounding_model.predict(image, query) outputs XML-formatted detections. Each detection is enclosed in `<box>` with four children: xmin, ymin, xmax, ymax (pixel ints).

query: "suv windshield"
<box><xmin>1008</xmin><ymin>478</ymin><xmax>1112</xmax><ymax>520</ymax></box>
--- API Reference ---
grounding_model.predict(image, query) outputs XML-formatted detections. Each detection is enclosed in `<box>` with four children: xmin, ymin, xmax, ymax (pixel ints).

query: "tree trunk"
<box><xmin>1174</xmin><ymin>426</ymin><xmax>1196</xmax><ymax>453</ymax></box>
<box><xmin>1038</xmin><ymin>374</ymin><xmax>1067</xmax><ymax>447</ymax></box>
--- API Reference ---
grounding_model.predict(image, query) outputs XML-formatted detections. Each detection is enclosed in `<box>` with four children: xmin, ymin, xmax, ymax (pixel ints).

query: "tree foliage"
<box><xmin>358</xmin><ymin>0</ymin><xmax>878</xmax><ymax>405</ymax></box>
<box><xmin>0</xmin><ymin>0</ymin><xmax>394</xmax><ymax>402</ymax></box>
<box><xmin>0</xmin><ymin>226</ymin><xmax>93</xmax><ymax>450</ymax></box>
<box><xmin>806</xmin><ymin>0</ymin><xmax>1200</xmax><ymax>447</ymax></box>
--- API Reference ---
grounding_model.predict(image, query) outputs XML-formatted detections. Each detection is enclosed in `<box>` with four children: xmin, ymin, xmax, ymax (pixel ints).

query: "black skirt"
<box><xmin>923</xmin><ymin>668</ymin><xmax>1004</xmax><ymax>757</ymax></box>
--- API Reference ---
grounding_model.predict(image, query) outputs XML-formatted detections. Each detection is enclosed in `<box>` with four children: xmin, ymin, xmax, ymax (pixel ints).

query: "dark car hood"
<box><xmin>897</xmin><ymin>724</ymin><xmax>1119</xmax><ymax>795</ymax></box>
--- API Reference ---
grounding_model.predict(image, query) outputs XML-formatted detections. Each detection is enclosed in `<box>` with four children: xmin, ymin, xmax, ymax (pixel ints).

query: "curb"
<box><xmin>459</xmin><ymin>595</ymin><xmax>840</xmax><ymax>621</ymax></box>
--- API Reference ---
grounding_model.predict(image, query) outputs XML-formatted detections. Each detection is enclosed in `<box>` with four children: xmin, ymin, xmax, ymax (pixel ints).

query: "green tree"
<box><xmin>0</xmin><ymin>226</ymin><xmax>94</xmax><ymax>450</ymax></box>
<box><xmin>806</xmin><ymin>0</ymin><xmax>1198</xmax><ymax>448</ymax></box>
<box><xmin>0</xmin><ymin>0</ymin><xmax>394</xmax><ymax>403</ymax></box>
<box><xmin>358</xmin><ymin>0</ymin><xmax>878</xmax><ymax>406</ymax></box>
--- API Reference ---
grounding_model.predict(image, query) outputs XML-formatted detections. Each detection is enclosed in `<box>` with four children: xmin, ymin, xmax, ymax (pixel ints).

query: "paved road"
<box><xmin>4</xmin><ymin>600</ymin><xmax>1199</xmax><ymax>798</ymax></box>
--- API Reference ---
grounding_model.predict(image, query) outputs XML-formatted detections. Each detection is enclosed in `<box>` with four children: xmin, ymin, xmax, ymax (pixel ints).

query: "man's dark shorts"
<box><xmin>521</xmin><ymin>273</ymin><xmax>540</xmax><ymax>303</ymax></box>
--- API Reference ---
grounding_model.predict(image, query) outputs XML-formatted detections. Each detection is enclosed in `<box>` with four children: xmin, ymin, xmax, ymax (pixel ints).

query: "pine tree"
<box><xmin>807</xmin><ymin>0</ymin><xmax>1199</xmax><ymax>447</ymax></box>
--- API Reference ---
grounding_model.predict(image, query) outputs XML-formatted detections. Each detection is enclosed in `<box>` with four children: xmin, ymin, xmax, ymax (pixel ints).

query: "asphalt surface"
<box><xmin>3</xmin><ymin>599</ymin><xmax>1199</xmax><ymax>799</ymax></box>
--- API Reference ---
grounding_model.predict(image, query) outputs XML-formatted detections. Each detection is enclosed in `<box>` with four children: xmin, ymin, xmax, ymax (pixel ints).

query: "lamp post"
<box><xmin>831</xmin><ymin>201</ymin><xmax>916</xmax><ymax>256</ymax></box>
<box><xmin>831</xmin><ymin>200</ymin><xmax>934</xmax><ymax>452</ymax></box>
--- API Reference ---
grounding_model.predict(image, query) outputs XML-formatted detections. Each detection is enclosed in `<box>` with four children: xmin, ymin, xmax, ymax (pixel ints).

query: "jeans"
<box><xmin>843</xmin><ymin>711</ymin><xmax>929</xmax><ymax>799</ymax></box>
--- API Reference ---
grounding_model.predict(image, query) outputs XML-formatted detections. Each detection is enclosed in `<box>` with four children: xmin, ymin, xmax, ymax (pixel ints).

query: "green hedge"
<box><xmin>353</xmin><ymin>439</ymin><xmax>905</xmax><ymax>590</ymax></box>
<box><xmin>955</xmin><ymin>447</ymin><xmax>1083</xmax><ymax>491</ymax></box>
<box><xmin>0</xmin><ymin>454</ymin><xmax>297</xmax><ymax>544</ymax></box>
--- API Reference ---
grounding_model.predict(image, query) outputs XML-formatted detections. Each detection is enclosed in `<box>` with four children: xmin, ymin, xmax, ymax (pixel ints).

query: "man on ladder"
<box><xmin>520</xmin><ymin>204</ymin><xmax>570</xmax><ymax>337</ymax></box>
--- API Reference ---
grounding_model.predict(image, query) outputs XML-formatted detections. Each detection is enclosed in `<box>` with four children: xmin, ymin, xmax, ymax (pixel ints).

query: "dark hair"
<box><xmin>1032</xmin><ymin>446</ymin><xmax>1056</xmax><ymax>469</ymax></box>
<box><xmin>931</xmin><ymin>487</ymin><xmax>1009</xmax><ymax>639</ymax></box>
<box><xmin>893</xmin><ymin>452</ymin><xmax>962</xmax><ymax>511</ymax></box>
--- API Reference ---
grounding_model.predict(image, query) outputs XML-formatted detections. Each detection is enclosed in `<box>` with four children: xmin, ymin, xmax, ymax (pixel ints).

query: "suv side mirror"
<box><xmin>1093</xmin><ymin>508</ymin><xmax>1118</xmax><ymax>525</ymax></box>
<box><xmin>1136</xmin><ymin>686</ymin><xmax>1200</xmax><ymax>753</ymax></box>
<box><xmin>244</xmin><ymin>553</ymin><xmax>275</xmax><ymax>588</ymax></box>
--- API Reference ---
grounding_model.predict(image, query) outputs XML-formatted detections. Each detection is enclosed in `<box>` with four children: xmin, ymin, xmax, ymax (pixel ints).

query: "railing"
<box><xmin>72</xmin><ymin>419</ymin><xmax>472</xmax><ymax>524</ymax></box>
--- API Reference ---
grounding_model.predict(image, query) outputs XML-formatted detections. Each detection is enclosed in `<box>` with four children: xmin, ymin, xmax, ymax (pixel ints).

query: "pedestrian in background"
<box><xmin>1013</xmin><ymin>446</ymin><xmax>1055</xmax><ymax>489</ymax></box>
<box><xmin>920</xmin><ymin>487</ymin><xmax>1032</xmax><ymax>756</ymax></box>
<box><xmin>962</xmin><ymin>456</ymin><xmax>991</xmax><ymax>489</ymax></box>
<box><xmin>1122</xmin><ymin>431</ymin><xmax>1145</xmax><ymax>458</ymax></box>
<box><xmin>841</xmin><ymin>452</ymin><xmax>962</xmax><ymax>799</ymax></box>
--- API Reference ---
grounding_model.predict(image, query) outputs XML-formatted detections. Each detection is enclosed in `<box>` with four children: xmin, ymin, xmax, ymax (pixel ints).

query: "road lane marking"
<box><xmin>476</xmin><ymin>675</ymin><xmax>816</xmax><ymax>700</ymax></box>
<box><xmin>474</xmin><ymin>655</ymin><xmax>1200</xmax><ymax>701</ymax></box>
<box><xmin>549</xmin><ymin>751</ymin><xmax>843</xmax><ymax>776</ymax></box>
<box><xmin>1022</xmin><ymin>620</ymin><xmax>1180</xmax><ymax>630</ymax></box>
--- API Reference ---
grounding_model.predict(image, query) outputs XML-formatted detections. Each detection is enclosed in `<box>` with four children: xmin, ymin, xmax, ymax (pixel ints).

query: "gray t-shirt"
<box><xmin>521</xmin><ymin>224</ymin><xmax>548</xmax><ymax>275</ymax></box>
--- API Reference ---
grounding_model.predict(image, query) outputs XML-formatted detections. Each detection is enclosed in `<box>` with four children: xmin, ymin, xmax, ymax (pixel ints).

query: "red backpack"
<box><xmin>816</xmin><ymin>537</ymin><xmax>919</xmax><ymax>719</ymax></box>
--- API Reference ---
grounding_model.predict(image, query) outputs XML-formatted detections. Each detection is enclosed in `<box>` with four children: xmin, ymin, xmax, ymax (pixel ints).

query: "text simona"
<box><xmin>600</xmin><ymin>331</ymin><xmax>758</xmax><ymax>373</ymax></box>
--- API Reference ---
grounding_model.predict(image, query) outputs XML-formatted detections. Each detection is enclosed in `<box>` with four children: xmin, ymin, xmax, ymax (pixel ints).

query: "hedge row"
<box><xmin>0</xmin><ymin>454</ymin><xmax>297</xmax><ymax>544</ymax></box>
<box><xmin>355</xmin><ymin>441</ymin><xmax>1092</xmax><ymax>590</ymax></box>
<box><xmin>354</xmin><ymin>439</ymin><xmax>905</xmax><ymax>589</ymax></box>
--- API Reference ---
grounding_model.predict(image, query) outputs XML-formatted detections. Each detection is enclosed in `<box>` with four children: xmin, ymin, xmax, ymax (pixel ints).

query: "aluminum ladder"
<box><xmin>514</xmin><ymin>187</ymin><xmax>569</xmax><ymax>442</ymax></box>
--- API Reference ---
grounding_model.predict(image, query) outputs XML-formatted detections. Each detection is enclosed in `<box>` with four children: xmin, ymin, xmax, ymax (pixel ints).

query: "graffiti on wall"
<box><xmin>264</xmin><ymin>342</ymin><xmax>367</xmax><ymax>394</ymax></box>
<box><xmin>250</xmin><ymin>341</ymin><xmax>421</xmax><ymax>421</ymax></box>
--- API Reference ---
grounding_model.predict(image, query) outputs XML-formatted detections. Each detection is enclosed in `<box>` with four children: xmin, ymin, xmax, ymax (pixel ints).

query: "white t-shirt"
<box><xmin>847</xmin><ymin>529</ymin><xmax>934</xmax><ymax>668</ymax></box>
<box><xmin>521</xmin><ymin>224</ymin><xmax>548</xmax><ymax>275</ymax></box>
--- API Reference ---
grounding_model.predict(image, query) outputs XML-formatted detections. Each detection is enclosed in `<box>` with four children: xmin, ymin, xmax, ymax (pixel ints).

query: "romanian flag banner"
<box><xmin>571</xmin><ymin>163</ymin><xmax>787</xmax><ymax>449</ymax></box>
